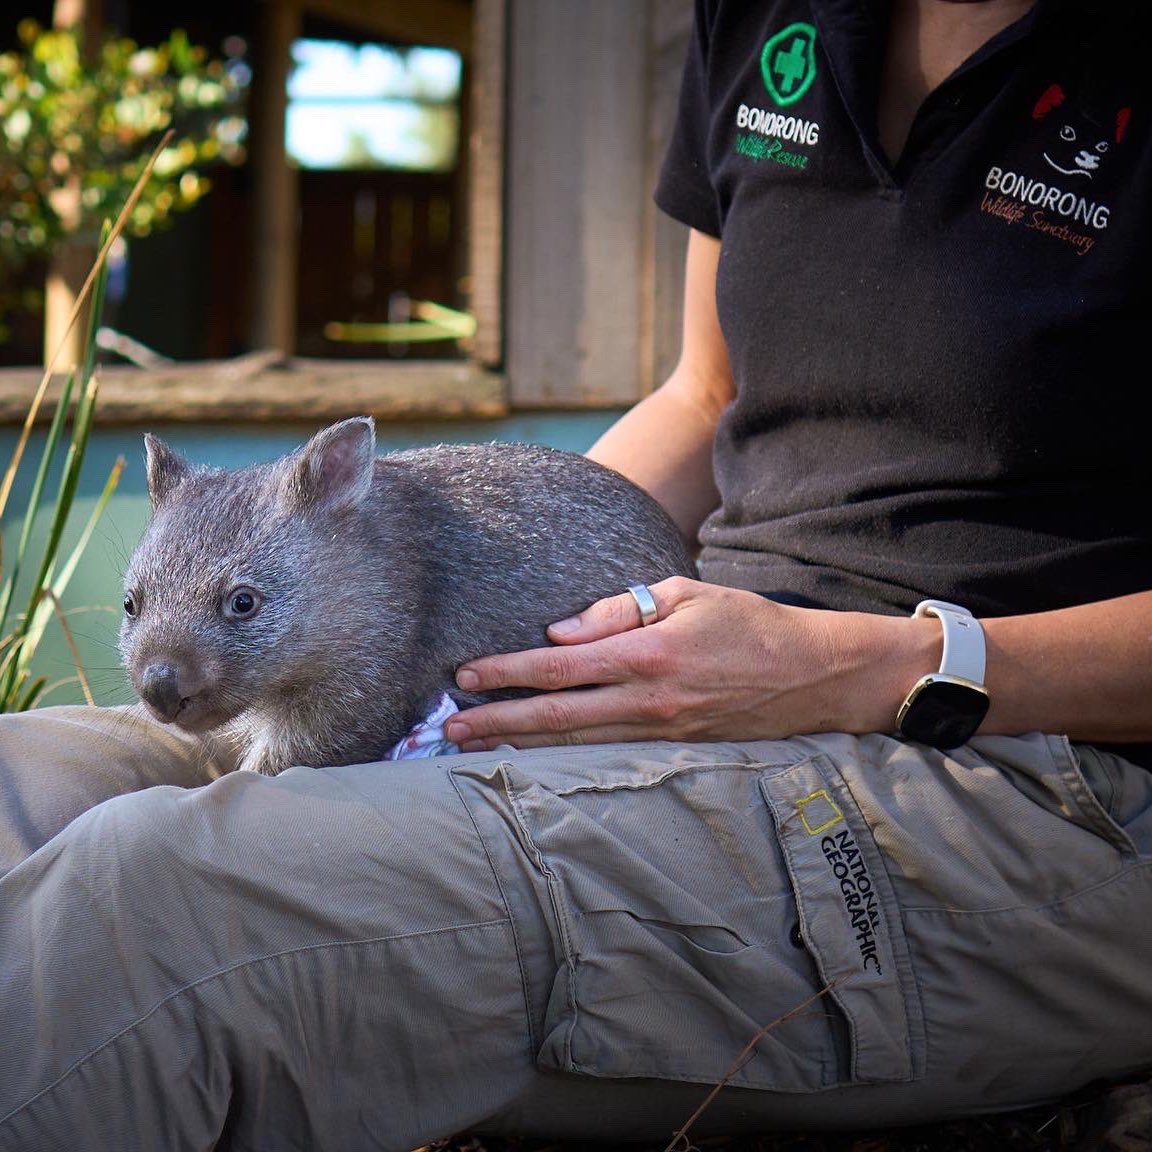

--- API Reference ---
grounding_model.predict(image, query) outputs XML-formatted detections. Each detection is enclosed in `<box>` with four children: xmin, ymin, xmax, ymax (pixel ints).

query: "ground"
<box><xmin>426</xmin><ymin>1075</ymin><xmax>1152</xmax><ymax>1152</ymax></box>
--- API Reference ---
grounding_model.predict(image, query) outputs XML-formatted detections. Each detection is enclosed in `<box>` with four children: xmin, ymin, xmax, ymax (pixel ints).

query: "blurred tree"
<box><xmin>0</xmin><ymin>0</ymin><xmax>246</xmax><ymax>366</ymax></box>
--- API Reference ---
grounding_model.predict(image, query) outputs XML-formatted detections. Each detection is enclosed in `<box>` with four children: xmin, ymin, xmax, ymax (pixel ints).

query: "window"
<box><xmin>287</xmin><ymin>37</ymin><xmax>471</xmax><ymax>362</ymax></box>
<box><xmin>0</xmin><ymin>0</ymin><xmax>695</xmax><ymax>426</ymax></box>
<box><xmin>286</xmin><ymin>39</ymin><xmax>463</xmax><ymax>173</ymax></box>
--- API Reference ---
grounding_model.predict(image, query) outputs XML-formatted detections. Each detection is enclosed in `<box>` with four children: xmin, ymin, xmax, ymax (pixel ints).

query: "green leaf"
<box><xmin>0</xmin><ymin>370</ymin><xmax>76</xmax><ymax>636</ymax></box>
<box><xmin>14</xmin><ymin>674</ymin><xmax>47</xmax><ymax>712</ymax></box>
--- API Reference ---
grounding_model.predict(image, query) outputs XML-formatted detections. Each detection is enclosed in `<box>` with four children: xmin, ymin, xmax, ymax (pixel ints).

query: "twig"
<box><xmin>663</xmin><ymin>979</ymin><xmax>845</xmax><ymax>1152</ymax></box>
<box><xmin>31</xmin><ymin>588</ymin><xmax>95</xmax><ymax>705</ymax></box>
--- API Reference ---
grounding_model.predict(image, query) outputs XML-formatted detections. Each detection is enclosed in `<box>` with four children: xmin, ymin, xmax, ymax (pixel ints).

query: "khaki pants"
<box><xmin>2</xmin><ymin>705</ymin><xmax>1151</xmax><ymax>1151</ymax></box>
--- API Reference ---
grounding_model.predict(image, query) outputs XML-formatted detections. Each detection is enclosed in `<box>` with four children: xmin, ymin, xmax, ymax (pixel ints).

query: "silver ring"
<box><xmin>627</xmin><ymin>583</ymin><xmax>659</xmax><ymax>627</ymax></box>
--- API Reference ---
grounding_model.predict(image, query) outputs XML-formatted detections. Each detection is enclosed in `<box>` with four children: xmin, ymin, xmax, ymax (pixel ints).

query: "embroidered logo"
<box><xmin>734</xmin><ymin>22</ymin><xmax>821</xmax><ymax>169</ymax></box>
<box><xmin>760</xmin><ymin>23</ymin><xmax>817</xmax><ymax>107</ymax></box>
<box><xmin>1034</xmin><ymin>83</ymin><xmax>1130</xmax><ymax>180</ymax></box>
<box><xmin>821</xmin><ymin>826</ymin><xmax>884</xmax><ymax>975</ymax></box>
<box><xmin>796</xmin><ymin>788</ymin><xmax>843</xmax><ymax>835</ymax></box>
<box><xmin>980</xmin><ymin>82</ymin><xmax>1133</xmax><ymax>256</ymax></box>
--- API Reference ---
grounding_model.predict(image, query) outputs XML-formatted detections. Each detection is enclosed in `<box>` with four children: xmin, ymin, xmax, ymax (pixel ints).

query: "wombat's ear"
<box><xmin>281</xmin><ymin>417</ymin><xmax>376</xmax><ymax>512</ymax></box>
<box><xmin>144</xmin><ymin>433</ymin><xmax>192</xmax><ymax>510</ymax></box>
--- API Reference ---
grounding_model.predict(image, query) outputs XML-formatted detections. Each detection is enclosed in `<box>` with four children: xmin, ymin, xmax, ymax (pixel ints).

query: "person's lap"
<box><xmin>1</xmin><ymin>705</ymin><xmax>1151</xmax><ymax>1150</ymax></box>
<box><xmin>0</xmin><ymin>704</ymin><xmax>232</xmax><ymax>873</ymax></box>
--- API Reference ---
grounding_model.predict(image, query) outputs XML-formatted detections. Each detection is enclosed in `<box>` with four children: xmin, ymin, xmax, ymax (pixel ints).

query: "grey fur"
<box><xmin>119</xmin><ymin>417</ymin><xmax>697</xmax><ymax>775</ymax></box>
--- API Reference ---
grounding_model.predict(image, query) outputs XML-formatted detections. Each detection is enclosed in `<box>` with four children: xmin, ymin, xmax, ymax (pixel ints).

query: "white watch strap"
<box><xmin>913</xmin><ymin>600</ymin><xmax>986</xmax><ymax>686</ymax></box>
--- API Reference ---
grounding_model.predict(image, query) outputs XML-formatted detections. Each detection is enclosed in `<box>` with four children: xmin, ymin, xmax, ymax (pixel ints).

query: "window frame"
<box><xmin>0</xmin><ymin>0</ymin><xmax>508</xmax><ymax>426</ymax></box>
<box><xmin>0</xmin><ymin>0</ymin><xmax>696</xmax><ymax>427</ymax></box>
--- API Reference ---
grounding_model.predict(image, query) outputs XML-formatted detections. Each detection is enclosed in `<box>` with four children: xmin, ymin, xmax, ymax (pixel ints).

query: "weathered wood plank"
<box><xmin>468</xmin><ymin>0</ymin><xmax>507</xmax><ymax>369</ymax></box>
<box><xmin>0</xmin><ymin>359</ymin><xmax>509</xmax><ymax>426</ymax></box>
<box><xmin>248</xmin><ymin>1</ymin><xmax>302</xmax><ymax>355</ymax></box>
<box><xmin>506</xmin><ymin>0</ymin><xmax>650</xmax><ymax>407</ymax></box>
<box><xmin>642</xmin><ymin>0</ymin><xmax>693</xmax><ymax>392</ymax></box>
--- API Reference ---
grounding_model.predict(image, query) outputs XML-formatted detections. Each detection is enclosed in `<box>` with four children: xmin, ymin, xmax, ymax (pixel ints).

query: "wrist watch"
<box><xmin>896</xmin><ymin>600</ymin><xmax>990</xmax><ymax>749</ymax></box>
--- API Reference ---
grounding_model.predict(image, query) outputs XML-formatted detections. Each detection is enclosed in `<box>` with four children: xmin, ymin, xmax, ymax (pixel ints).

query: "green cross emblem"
<box><xmin>760</xmin><ymin>22</ymin><xmax>817</xmax><ymax>107</ymax></box>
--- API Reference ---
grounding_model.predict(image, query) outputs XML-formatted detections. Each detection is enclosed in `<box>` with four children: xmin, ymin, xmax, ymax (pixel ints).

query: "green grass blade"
<box><xmin>79</xmin><ymin>222</ymin><xmax>112</xmax><ymax>385</ymax></box>
<box><xmin>0</xmin><ymin>631</ymin><xmax>28</xmax><ymax>710</ymax></box>
<box><xmin>20</xmin><ymin>587</ymin><xmax>96</xmax><ymax>707</ymax></box>
<box><xmin>14</xmin><ymin>675</ymin><xmax>47</xmax><ymax>712</ymax></box>
<box><xmin>50</xmin><ymin>453</ymin><xmax>124</xmax><ymax>600</ymax></box>
<box><xmin>5</xmin><ymin>244</ymin><xmax>109</xmax><ymax>699</ymax></box>
<box><xmin>18</xmin><ymin>320</ymin><xmax>105</xmax><ymax>621</ymax></box>
<box><xmin>19</xmin><ymin>452</ymin><xmax>123</xmax><ymax>684</ymax></box>
<box><xmin>0</xmin><ymin>372</ymin><xmax>77</xmax><ymax>636</ymax></box>
<box><xmin>1</xmin><ymin>140</ymin><xmax>172</xmax><ymax>711</ymax></box>
<box><xmin>0</xmin><ymin>134</ymin><xmax>170</xmax><ymax>546</ymax></box>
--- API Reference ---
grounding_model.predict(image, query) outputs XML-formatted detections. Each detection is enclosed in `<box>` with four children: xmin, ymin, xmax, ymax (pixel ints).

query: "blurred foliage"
<box><xmin>0</xmin><ymin>218</ymin><xmax>122</xmax><ymax>710</ymax></box>
<box><xmin>0</xmin><ymin>18</ymin><xmax>248</xmax><ymax>339</ymax></box>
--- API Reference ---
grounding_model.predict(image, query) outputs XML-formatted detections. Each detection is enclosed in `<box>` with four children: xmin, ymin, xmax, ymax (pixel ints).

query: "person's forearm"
<box><xmin>588</xmin><ymin>229</ymin><xmax>732</xmax><ymax>546</ymax></box>
<box><xmin>980</xmin><ymin>592</ymin><xmax>1152</xmax><ymax>742</ymax></box>
<box><xmin>586</xmin><ymin>373</ymin><xmax>723</xmax><ymax>545</ymax></box>
<box><xmin>838</xmin><ymin>591</ymin><xmax>1152</xmax><ymax>744</ymax></box>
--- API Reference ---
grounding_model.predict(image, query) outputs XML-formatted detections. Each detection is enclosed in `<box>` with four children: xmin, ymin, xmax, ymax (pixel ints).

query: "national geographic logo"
<box><xmin>820</xmin><ymin>826</ymin><xmax>883</xmax><ymax>975</ymax></box>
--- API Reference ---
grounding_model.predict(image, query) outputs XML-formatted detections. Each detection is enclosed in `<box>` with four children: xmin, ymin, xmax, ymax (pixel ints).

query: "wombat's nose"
<box><xmin>138</xmin><ymin>662</ymin><xmax>188</xmax><ymax>722</ymax></box>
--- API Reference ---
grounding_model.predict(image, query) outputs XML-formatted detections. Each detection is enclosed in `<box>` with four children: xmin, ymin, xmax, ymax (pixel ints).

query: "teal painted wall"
<box><xmin>1</xmin><ymin>412</ymin><xmax>623</xmax><ymax>708</ymax></box>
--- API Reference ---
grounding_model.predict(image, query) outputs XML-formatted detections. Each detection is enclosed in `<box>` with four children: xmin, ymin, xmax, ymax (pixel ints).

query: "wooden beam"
<box><xmin>52</xmin><ymin>0</ymin><xmax>104</xmax><ymax>61</ymax></box>
<box><xmin>468</xmin><ymin>0</ymin><xmax>506</xmax><ymax>368</ymax></box>
<box><xmin>301</xmin><ymin>0</ymin><xmax>472</xmax><ymax>56</ymax></box>
<box><xmin>44</xmin><ymin>0</ymin><xmax>106</xmax><ymax>368</ymax></box>
<box><xmin>640</xmin><ymin>0</ymin><xmax>693</xmax><ymax>393</ymax></box>
<box><xmin>0</xmin><ymin>359</ymin><xmax>509</xmax><ymax>425</ymax></box>
<box><xmin>249</xmin><ymin>0</ymin><xmax>302</xmax><ymax>355</ymax></box>
<box><xmin>506</xmin><ymin>0</ymin><xmax>651</xmax><ymax>407</ymax></box>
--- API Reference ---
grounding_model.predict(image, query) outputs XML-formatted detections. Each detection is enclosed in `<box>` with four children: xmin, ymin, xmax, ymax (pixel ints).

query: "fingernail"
<box><xmin>446</xmin><ymin>721</ymin><xmax>471</xmax><ymax>744</ymax></box>
<box><xmin>548</xmin><ymin>616</ymin><xmax>580</xmax><ymax>637</ymax></box>
<box><xmin>456</xmin><ymin>669</ymin><xmax>479</xmax><ymax>691</ymax></box>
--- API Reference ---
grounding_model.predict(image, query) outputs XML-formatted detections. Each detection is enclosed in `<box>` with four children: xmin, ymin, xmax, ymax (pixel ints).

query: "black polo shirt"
<box><xmin>656</xmin><ymin>0</ymin><xmax>1152</xmax><ymax>622</ymax></box>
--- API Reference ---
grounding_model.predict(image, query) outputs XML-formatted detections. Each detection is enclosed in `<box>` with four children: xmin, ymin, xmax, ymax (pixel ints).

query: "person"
<box><xmin>3</xmin><ymin>0</ymin><xmax>1151</xmax><ymax>1147</ymax></box>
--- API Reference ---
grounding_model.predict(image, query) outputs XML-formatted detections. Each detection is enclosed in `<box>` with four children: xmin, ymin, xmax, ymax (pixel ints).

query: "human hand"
<box><xmin>444</xmin><ymin>576</ymin><xmax>910</xmax><ymax>751</ymax></box>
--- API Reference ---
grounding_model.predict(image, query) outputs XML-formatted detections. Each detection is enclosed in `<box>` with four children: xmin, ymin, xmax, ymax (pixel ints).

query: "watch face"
<box><xmin>898</xmin><ymin>677</ymin><xmax>990</xmax><ymax>749</ymax></box>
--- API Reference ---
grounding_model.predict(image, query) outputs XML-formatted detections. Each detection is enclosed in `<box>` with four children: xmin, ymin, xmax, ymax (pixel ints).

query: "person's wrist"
<box><xmin>824</xmin><ymin>611</ymin><xmax>942</xmax><ymax>734</ymax></box>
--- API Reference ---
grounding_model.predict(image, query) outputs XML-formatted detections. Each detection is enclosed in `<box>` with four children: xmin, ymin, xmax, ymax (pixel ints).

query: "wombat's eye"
<box><xmin>224</xmin><ymin>587</ymin><xmax>263</xmax><ymax>620</ymax></box>
<box><xmin>123</xmin><ymin>593</ymin><xmax>137</xmax><ymax>618</ymax></box>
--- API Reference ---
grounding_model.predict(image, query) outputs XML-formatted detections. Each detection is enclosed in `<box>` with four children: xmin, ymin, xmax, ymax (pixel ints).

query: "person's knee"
<box><xmin>47</xmin><ymin>784</ymin><xmax>208</xmax><ymax>919</ymax></box>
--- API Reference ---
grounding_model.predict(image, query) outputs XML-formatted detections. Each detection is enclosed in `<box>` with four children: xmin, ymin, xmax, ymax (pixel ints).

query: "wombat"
<box><xmin>119</xmin><ymin>416</ymin><xmax>697</xmax><ymax>776</ymax></box>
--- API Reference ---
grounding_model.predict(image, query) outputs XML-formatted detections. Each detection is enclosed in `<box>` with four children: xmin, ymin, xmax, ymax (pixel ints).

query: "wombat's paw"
<box><xmin>237</xmin><ymin>753</ymin><xmax>282</xmax><ymax>776</ymax></box>
<box><xmin>236</xmin><ymin>730</ymin><xmax>330</xmax><ymax>775</ymax></box>
<box><xmin>236</xmin><ymin>736</ymin><xmax>292</xmax><ymax>777</ymax></box>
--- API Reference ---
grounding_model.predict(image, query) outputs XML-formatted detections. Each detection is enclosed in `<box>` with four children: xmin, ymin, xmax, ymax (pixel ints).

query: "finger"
<box><xmin>456</xmin><ymin>637</ymin><xmax>625</xmax><ymax>694</ymax></box>
<box><xmin>451</xmin><ymin>714</ymin><xmax>659</xmax><ymax>753</ymax></box>
<box><xmin>445</xmin><ymin>697</ymin><xmax>577</xmax><ymax>750</ymax></box>
<box><xmin>455</xmin><ymin>723</ymin><xmax>639</xmax><ymax>753</ymax></box>
<box><xmin>446</xmin><ymin>684</ymin><xmax>645</xmax><ymax>749</ymax></box>
<box><xmin>547</xmin><ymin>584</ymin><xmax>665</xmax><ymax>644</ymax></box>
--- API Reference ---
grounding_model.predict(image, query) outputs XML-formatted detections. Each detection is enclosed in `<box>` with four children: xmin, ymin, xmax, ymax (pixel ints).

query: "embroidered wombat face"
<box><xmin>1032</xmin><ymin>82</ymin><xmax>1130</xmax><ymax>181</ymax></box>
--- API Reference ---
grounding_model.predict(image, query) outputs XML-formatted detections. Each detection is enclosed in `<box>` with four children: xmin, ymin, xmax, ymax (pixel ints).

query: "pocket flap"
<box><xmin>760</xmin><ymin>756</ymin><xmax>924</xmax><ymax>1083</ymax></box>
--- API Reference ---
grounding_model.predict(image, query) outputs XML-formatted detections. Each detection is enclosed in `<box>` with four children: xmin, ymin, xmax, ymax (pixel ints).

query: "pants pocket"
<box><xmin>758</xmin><ymin>755</ymin><xmax>924</xmax><ymax>1085</ymax></box>
<box><xmin>463</xmin><ymin>743</ymin><xmax>922</xmax><ymax>1093</ymax></box>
